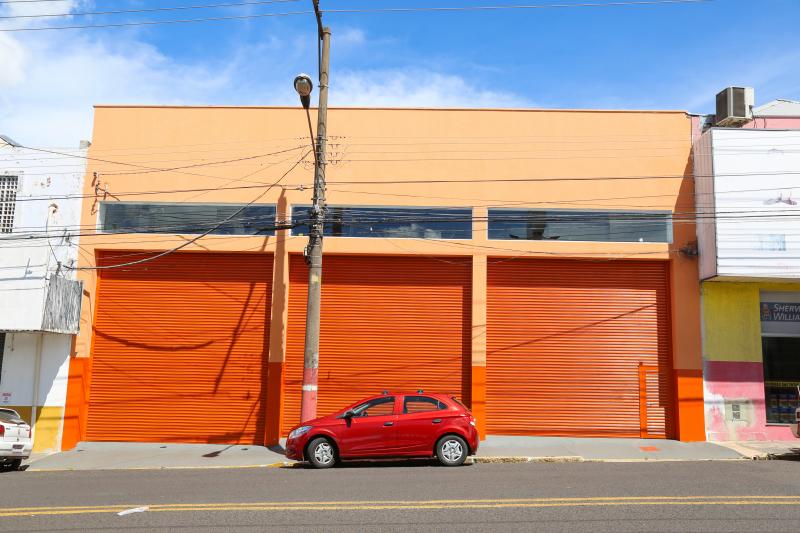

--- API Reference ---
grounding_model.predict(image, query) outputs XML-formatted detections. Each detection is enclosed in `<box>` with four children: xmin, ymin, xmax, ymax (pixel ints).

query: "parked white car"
<box><xmin>0</xmin><ymin>408</ymin><xmax>32</xmax><ymax>471</ymax></box>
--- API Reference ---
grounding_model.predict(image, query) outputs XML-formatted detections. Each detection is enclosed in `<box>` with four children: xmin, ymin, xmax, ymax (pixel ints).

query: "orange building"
<box><xmin>62</xmin><ymin>105</ymin><xmax>705</xmax><ymax>449</ymax></box>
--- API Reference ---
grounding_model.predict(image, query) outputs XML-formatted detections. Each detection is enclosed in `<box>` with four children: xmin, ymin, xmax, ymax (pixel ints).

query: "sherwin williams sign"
<box><xmin>761</xmin><ymin>292</ymin><xmax>800</xmax><ymax>336</ymax></box>
<box><xmin>761</xmin><ymin>302</ymin><xmax>800</xmax><ymax>322</ymax></box>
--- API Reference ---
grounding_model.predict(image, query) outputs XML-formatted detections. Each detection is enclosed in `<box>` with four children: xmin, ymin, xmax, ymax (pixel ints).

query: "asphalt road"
<box><xmin>2</xmin><ymin>460</ymin><xmax>800</xmax><ymax>532</ymax></box>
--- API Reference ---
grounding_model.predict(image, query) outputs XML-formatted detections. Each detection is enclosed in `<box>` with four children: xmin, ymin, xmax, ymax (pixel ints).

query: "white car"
<box><xmin>0</xmin><ymin>408</ymin><xmax>32</xmax><ymax>471</ymax></box>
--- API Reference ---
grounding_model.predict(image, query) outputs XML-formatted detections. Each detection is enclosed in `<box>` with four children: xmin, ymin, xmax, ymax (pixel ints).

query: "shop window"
<box><xmin>101</xmin><ymin>202</ymin><xmax>276</xmax><ymax>236</ymax></box>
<box><xmin>0</xmin><ymin>176</ymin><xmax>18</xmax><ymax>233</ymax></box>
<box><xmin>292</xmin><ymin>205</ymin><xmax>472</xmax><ymax>239</ymax></box>
<box><xmin>488</xmin><ymin>209</ymin><xmax>672</xmax><ymax>243</ymax></box>
<box><xmin>760</xmin><ymin>296</ymin><xmax>800</xmax><ymax>424</ymax></box>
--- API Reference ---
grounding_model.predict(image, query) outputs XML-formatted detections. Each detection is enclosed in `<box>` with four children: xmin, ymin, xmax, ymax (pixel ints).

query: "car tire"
<box><xmin>2</xmin><ymin>459</ymin><xmax>22</xmax><ymax>472</ymax></box>
<box><xmin>436</xmin><ymin>435</ymin><xmax>468</xmax><ymax>467</ymax></box>
<box><xmin>306</xmin><ymin>437</ymin><xmax>337</xmax><ymax>469</ymax></box>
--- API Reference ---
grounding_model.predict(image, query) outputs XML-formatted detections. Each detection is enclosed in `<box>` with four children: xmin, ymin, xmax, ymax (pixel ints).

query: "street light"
<box><xmin>294</xmin><ymin>74</ymin><xmax>314</xmax><ymax>109</ymax></box>
<box><xmin>295</xmin><ymin>27</ymin><xmax>331</xmax><ymax>425</ymax></box>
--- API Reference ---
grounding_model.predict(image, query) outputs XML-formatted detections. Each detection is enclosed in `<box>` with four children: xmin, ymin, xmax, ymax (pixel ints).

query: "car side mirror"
<box><xmin>340</xmin><ymin>410</ymin><xmax>354</xmax><ymax>419</ymax></box>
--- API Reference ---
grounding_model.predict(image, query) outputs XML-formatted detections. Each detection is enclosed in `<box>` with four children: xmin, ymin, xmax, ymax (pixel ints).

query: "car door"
<box><xmin>337</xmin><ymin>396</ymin><xmax>399</xmax><ymax>457</ymax></box>
<box><xmin>394</xmin><ymin>395</ymin><xmax>450</xmax><ymax>454</ymax></box>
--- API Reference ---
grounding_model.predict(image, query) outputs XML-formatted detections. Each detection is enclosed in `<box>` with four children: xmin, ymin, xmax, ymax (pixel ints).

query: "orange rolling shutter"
<box><xmin>486</xmin><ymin>258</ymin><xmax>673</xmax><ymax>438</ymax></box>
<box><xmin>86</xmin><ymin>252</ymin><xmax>273</xmax><ymax>444</ymax></box>
<box><xmin>282</xmin><ymin>255</ymin><xmax>471</xmax><ymax>434</ymax></box>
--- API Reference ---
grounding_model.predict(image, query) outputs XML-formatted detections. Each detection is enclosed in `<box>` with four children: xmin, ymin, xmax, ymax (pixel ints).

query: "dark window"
<box><xmin>0</xmin><ymin>332</ymin><xmax>4</xmax><ymax>385</ymax></box>
<box><xmin>403</xmin><ymin>395</ymin><xmax>445</xmax><ymax>414</ymax></box>
<box><xmin>0</xmin><ymin>176</ymin><xmax>18</xmax><ymax>233</ymax></box>
<box><xmin>352</xmin><ymin>396</ymin><xmax>395</xmax><ymax>417</ymax></box>
<box><xmin>762</xmin><ymin>337</ymin><xmax>800</xmax><ymax>424</ymax></box>
<box><xmin>101</xmin><ymin>202</ymin><xmax>276</xmax><ymax>235</ymax></box>
<box><xmin>488</xmin><ymin>209</ymin><xmax>672</xmax><ymax>243</ymax></box>
<box><xmin>292</xmin><ymin>206</ymin><xmax>472</xmax><ymax>239</ymax></box>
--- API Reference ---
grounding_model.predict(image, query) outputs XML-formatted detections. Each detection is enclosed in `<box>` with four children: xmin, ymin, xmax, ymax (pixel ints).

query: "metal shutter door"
<box><xmin>282</xmin><ymin>255</ymin><xmax>471</xmax><ymax>434</ymax></box>
<box><xmin>486</xmin><ymin>258</ymin><xmax>673</xmax><ymax>438</ymax></box>
<box><xmin>87</xmin><ymin>252</ymin><xmax>273</xmax><ymax>444</ymax></box>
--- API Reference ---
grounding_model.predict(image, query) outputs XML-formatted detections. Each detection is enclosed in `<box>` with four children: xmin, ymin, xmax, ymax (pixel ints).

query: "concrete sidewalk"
<box><xmin>26</xmin><ymin>441</ymin><xmax>287</xmax><ymax>471</ymax></box>
<box><xmin>23</xmin><ymin>435</ymin><xmax>756</xmax><ymax>471</ymax></box>
<box><xmin>476</xmin><ymin>436</ymin><xmax>743</xmax><ymax>462</ymax></box>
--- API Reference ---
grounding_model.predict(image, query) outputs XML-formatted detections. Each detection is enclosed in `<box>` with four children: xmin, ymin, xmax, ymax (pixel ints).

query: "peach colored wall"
<box><xmin>71</xmin><ymin>105</ymin><xmax>703</xmax><ymax>440</ymax></box>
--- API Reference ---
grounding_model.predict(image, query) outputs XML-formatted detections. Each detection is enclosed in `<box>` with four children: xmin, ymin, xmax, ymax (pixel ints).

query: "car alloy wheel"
<box><xmin>307</xmin><ymin>437</ymin><xmax>336</xmax><ymax>469</ymax></box>
<box><xmin>436</xmin><ymin>435</ymin><xmax>467</xmax><ymax>466</ymax></box>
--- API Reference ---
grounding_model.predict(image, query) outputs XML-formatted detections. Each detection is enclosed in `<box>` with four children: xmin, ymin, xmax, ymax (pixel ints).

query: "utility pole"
<box><xmin>300</xmin><ymin>10</ymin><xmax>331</xmax><ymax>423</ymax></box>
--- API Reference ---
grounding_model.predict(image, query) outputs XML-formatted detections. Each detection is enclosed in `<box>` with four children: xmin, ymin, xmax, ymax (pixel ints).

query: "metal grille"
<box><xmin>0</xmin><ymin>176</ymin><xmax>18</xmax><ymax>233</ymax></box>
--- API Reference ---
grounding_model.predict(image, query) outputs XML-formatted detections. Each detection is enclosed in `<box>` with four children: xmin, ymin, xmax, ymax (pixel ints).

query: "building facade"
<box><xmin>696</xmin><ymin>107</ymin><xmax>800</xmax><ymax>441</ymax></box>
<box><xmin>0</xmin><ymin>140</ymin><xmax>85</xmax><ymax>452</ymax></box>
<box><xmin>62</xmin><ymin>105</ymin><xmax>705</xmax><ymax>449</ymax></box>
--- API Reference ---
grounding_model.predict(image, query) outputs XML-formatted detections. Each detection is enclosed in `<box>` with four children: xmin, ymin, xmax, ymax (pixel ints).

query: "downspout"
<box><xmin>31</xmin><ymin>332</ymin><xmax>43</xmax><ymax>449</ymax></box>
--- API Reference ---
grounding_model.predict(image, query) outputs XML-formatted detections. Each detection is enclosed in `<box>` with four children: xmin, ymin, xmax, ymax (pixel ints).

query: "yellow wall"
<box><xmin>702</xmin><ymin>280</ymin><xmax>800</xmax><ymax>362</ymax></box>
<box><xmin>2</xmin><ymin>405</ymin><xmax>63</xmax><ymax>453</ymax></box>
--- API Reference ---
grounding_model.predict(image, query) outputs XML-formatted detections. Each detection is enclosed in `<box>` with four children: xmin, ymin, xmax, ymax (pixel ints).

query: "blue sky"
<box><xmin>1</xmin><ymin>0</ymin><xmax>799</xmax><ymax>146</ymax></box>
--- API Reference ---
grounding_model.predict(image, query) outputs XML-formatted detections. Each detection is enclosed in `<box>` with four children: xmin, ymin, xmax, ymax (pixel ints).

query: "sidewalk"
<box><xmin>475</xmin><ymin>436</ymin><xmax>743</xmax><ymax>462</ymax></box>
<box><xmin>26</xmin><ymin>441</ymin><xmax>287</xmax><ymax>471</ymax></box>
<box><xmin>24</xmin><ymin>436</ymin><xmax>752</xmax><ymax>471</ymax></box>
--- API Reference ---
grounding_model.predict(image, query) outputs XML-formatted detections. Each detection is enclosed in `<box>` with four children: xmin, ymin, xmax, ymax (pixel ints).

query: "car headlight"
<box><xmin>289</xmin><ymin>426</ymin><xmax>312</xmax><ymax>439</ymax></box>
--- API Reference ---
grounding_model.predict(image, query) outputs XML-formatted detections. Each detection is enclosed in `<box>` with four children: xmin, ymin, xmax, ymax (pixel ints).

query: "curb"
<box><xmin>470</xmin><ymin>456</ymin><xmax>584</xmax><ymax>464</ymax></box>
<box><xmin>24</xmin><ymin>462</ymin><xmax>289</xmax><ymax>473</ymax></box>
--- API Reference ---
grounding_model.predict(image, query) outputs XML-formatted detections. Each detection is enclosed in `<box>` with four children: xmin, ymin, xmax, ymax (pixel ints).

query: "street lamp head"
<box><xmin>294</xmin><ymin>74</ymin><xmax>314</xmax><ymax>109</ymax></box>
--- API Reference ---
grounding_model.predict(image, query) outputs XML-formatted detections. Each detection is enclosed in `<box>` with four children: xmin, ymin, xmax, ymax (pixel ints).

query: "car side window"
<box><xmin>352</xmin><ymin>396</ymin><xmax>395</xmax><ymax>417</ymax></box>
<box><xmin>403</xmin><ymin>395</ymin><xmax>445</xmax><ymax>414</ymax></box>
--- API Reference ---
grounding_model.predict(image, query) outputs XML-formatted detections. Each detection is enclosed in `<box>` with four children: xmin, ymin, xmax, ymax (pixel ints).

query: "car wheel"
<box><xmin>436</xmin><ymin>435</ymin><xmax>468</xmax><ymax>466</ymax></box>
<box><xmin>306</xmin><ymin>437</ymin><xmax>337</xmax><ymax>469</ymax></box>
<box><xmin>2</xmin><ymin>459</ymin><xmax>22</xmax><ymax>472</ymax></box>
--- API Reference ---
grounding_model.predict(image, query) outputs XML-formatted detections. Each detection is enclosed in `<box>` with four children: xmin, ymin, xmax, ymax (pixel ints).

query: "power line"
<box><xmin>0</xmin><ymin>0</ymin><xmax>300</xmax><ymax>19</ymax></box>
<box><xmin>65</xmin><ymin>150</ymin><xmax>312</xmax><ymax>270</ymax></box>
<box><xmin>322</xmin><ymin>0</ymin><xmax>714</xmax><ymax>16</ymax></box>
<box><xmin>0</xmin><ymin>0</ymin><xmax>713</xmax><ymax>31</ymax></box>
<box><xmin>0</xmin><ymin>8</ymin><xmax>311</xmax><ymax>31</ymax></box>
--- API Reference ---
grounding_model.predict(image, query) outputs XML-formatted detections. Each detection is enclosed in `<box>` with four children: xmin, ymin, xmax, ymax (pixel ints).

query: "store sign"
<box><xmin>761</xmin><ymin>293</ymin><xmax>800</xmax><ymax>336</ymax></box>
<box><xmin>761</xmin><ymin>302</ymin><xmax>800</xmax><ymax>322</ymax></box>
<box><xmin>0</xmin><ymin>392</ymin><xmax>10</xmax><ymax>405</ymax></box>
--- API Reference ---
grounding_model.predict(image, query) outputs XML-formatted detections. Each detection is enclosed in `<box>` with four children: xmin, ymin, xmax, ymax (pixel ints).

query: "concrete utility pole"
<box><xmin>300</xmin><ymin>21</ymin><xmax>331</xmax><ymax>423</ymax></box>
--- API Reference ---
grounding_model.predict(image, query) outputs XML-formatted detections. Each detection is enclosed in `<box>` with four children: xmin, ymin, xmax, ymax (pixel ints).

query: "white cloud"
<box><xmin>333</xmin><ymin>68</ymin><xmax>530</xmax><ymax>109</ymax></box>
<box><xmin>0</xmin><ymin>3</ymin><xmax>528</xmax><ymax>148</ymax></box>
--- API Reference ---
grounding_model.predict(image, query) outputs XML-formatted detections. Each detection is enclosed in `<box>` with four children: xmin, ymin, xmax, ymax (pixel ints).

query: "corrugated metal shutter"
<box><xmin>486</xmin><ymin>258</ymin><xmax>673</xmax><ymax>438</ymax></box>
<box><xmin>86</xmin><ymin>252</ymin><xmax>273</xmax><ymax>444</ymax></box>
<box><xmin>282</xmin><ymin>255</ymin><xmax>471</xmax><ymax>434</ymax></box>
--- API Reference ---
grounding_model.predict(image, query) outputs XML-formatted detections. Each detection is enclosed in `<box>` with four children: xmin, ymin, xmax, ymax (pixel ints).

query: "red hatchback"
<box><xmin>285</xmin><ymin>392</ymin><xmax>479</xmax><ymax>468</ymax></box>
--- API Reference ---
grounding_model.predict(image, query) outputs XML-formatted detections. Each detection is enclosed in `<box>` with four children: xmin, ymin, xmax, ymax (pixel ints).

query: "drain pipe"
<box><xmin>31</xmin><ymin>332</ymin><xmax>43</xmax><ymax>449</ymax></box>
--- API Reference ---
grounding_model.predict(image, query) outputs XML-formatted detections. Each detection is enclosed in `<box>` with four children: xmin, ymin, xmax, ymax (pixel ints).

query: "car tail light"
<box><xmin>0</xmin><ymin>424</ymin><xmax>4</xmax><ymax>437</ymax></box>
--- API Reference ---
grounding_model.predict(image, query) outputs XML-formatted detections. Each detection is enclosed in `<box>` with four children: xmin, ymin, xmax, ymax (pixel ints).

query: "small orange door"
<box><xmin>486</xmin><ymin>258</ymin><xmax>674</xmax><ymax>438</ymax></box>
<box><xmin>282</xmin><ymin>255</ymin><xmax>471</xmax><ymax>435</ymax></box>
<box><xmin>86</xmin><ymin>251</ymin><xmax>273</xmax><ymax>444</ymax></box>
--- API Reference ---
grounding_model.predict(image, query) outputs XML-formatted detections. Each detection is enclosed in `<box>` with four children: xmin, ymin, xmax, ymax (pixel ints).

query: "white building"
<box><xmin>694</xmin><ymin>106</ymin><xmax>800</xmax><ymax>441</ymax></box>
<box><xmin>0</xmin><ymin>136</ymin><xmax>85</xmax><ymax>453</ymax></box>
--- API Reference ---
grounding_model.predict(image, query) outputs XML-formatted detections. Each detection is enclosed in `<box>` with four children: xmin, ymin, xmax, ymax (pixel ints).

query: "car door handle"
<box><xmin>384</xmin><ymin>421</ymin><xmax>394</xmax><ymax>427</ymax></box>
<box><xmin>432</xmin><ymin>419</ymin><xmax>442</xmax><ymax>424</ymax></box>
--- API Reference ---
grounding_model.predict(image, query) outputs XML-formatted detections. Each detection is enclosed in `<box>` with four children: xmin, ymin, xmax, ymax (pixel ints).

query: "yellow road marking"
<box><xmin>3</xmin><ymin>496</ymin><xmax>800</xmax><ymax>518</ymax></box>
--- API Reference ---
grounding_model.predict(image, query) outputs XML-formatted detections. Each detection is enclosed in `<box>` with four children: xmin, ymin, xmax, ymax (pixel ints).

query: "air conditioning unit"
<box><xmin>715</xmin><ymin>87</ymin><xmax>754</xmax><ymax>126</ymax></box>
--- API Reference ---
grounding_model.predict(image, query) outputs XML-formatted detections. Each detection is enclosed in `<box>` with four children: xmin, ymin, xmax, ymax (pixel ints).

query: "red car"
<box><xmin>285</xmin><ymin>392</ymin><xmax>479</xmax><ymax>468</ymax></box>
